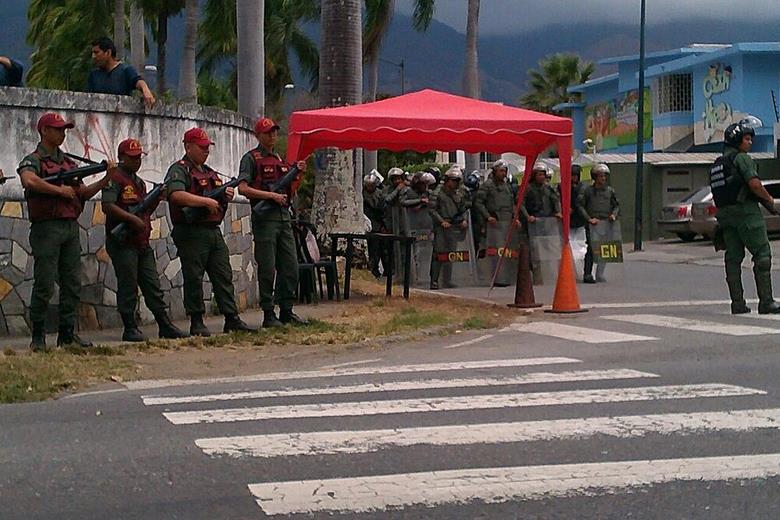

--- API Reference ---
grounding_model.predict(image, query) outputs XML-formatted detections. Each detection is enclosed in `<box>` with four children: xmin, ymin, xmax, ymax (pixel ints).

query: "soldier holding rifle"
<box><xmin>237</xmin><ymin>117</ymin><xmax>308</xmax><ymax>328</ymax></box>
<box><xmin>17</xmin><ymin>112</ymin><xmax>112</xmax><ymax>350</ymax></box>
<box><xmin>102</xmin><ymin>138</ymin><xmax>187</xmax><ymax>342</ymax></box>
<box><xmin>165</xmin><ymin>127</ymin><xmax>255</xmax><ymax>336</ymax></box>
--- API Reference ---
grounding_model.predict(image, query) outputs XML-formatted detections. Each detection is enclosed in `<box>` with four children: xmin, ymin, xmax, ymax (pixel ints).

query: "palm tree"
<box><xmin>462</xmin><ymin>0</ymin><xmax>480</xmax><ymax>172</ymax></box>
<box><xmin>520</xmin><ymin>53</ymin><xmax>595</xmax><ymax>114</ymax></box>
<box><xmin>235</xmin><ymin>1</ymin><xmax>264</xmax><ymax>118</ymax></box>
<box><xmin>26</xmin><ymin>0</ymin><xmax>114</xmax><ymax>89</ymax></box>
<box><xmin>129</xmin><ymin>1</ymin><xmax>145</xmax><ymax>72</ymax></box>
<box><xmin>137</xmin><ymin>0</ymin><xmax>185</xmax><ymax>96</ymax></box>
<box><xmin>362</xmin><ymin>0</ymin><xmax>434</xmax><ymax>175</ymax></box>
<box><xmin>113</xmin><ymin>0</ymin><xmax>126</xmax><ymax>59</ymax></box>
<box><xmin>179</xmin><ymin>0</ymin><xmax>199</xmax><ymax>102</ymax></box>
<box><xmin>197</xmin><ymin>0</ymin><xmax>318</xmax><ymax>111</ymax></box>
<box><xmin>311</xmin><ymin>0</ymin><xmax>364</xmax><ymax>235</ymax></box>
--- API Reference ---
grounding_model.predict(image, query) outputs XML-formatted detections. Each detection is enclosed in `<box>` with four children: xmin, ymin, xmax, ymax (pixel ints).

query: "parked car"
<box><xmin>690</xmin><ymin>180</ymin><xmax>780</xmax><ymax>239</ymax></box>
<box><xmin>657</xmin><ymin>185</ymin><xmax>712</xmax><ymax>241</ymax></box>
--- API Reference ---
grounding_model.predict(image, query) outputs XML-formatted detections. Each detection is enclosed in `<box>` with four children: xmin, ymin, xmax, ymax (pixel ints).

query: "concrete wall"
<box><xmin>0</xmin><ymin>87</ymin><xmax>258</xmax><ymax>336</ymax></box>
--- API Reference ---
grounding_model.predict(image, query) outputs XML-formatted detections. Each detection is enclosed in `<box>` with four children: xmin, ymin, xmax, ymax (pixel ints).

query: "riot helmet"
<box><xmin>388</xmin><ymin>167</ymin><xmax>404</xmax><ymax>179</ymax></box>
<box><xmin>444</xmin><ymin>166</ymin><xmax>463</xmax><ymax>181</ymax></box>
<box><xmin>464</xmin><ymin>170</ymin><xmax>481</xmax><ymax>191</ymax></box>
<box><xmin>592</xmin><ymin>163</ymin><xmax>610</xmax><ymax>177</ymax></box>
<box><xmin>724</xmin><ymin>116</ymin><xmax>762</xmax><ymax>148</ymax></box>
<box><xmin>421</xmin><ymin>172</ymin><xmax>437</xmax><ymax>186</ymax></box>
<box><xmin>492</xmin><ymin>159</ymin><xmax>509</xmax><ymax>172</ymax></box>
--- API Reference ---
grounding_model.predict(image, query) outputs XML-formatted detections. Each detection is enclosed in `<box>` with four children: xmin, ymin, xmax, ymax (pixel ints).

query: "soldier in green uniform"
<box><xmin>237</xmin><ymin>117</ymin><xmax>308</xmax><ymax>328</ymax></box>
<box><xmin>521</xmin><ymin>163</ymin><xmax>562</xmax><ymax>223</ymax></box>
<box><xmin>429</xmin><ymin>167</ymin><xmax>470</xmax><ymax>289</ymax></box>
<box><xmin>711</xmin><ymin>118</ymin><xmax>780</xmax><ymax>314</ymax></box>
<box><xmin>577</xmin><ymin>163</ymin><xmax>620</xmax><ymax>283</ymax></box>
<box><xmin>400</xmin><ymin>172</ymin><xmax>432</xmax><ymax>208</ymax></box>
<box><xmin>102</xmin><ymin>138</ymin><xmax>187</xmax><ymax>341</ymax></box>
<box><xmin>18</xmin><ymin>112</ymin><xmax>112</xmax><ymax>350</ymax></box>
<box><xmin>363</xmin><ymin>173</ymin><xmax>386</xmax><ymax>278</ymax></box>
<box><xmin>166</xmin><ymin>127</ymin><xmax>256</xmax><ymax>336</ymax></box>
<box><xmin>383</xmin><ymin>167</ymin><xmax>409</xmax><ymax>233</ymax></box>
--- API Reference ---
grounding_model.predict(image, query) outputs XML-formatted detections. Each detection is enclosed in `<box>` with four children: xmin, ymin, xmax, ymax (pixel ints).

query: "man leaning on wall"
<box><xmin>87</xmin><ymin>36</ymin><xmax>155</xmax><ymax>107</ymax></box>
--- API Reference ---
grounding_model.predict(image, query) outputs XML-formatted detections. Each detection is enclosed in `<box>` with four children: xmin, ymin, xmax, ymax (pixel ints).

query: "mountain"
<box><xmin>4</xmin><ymin>1</ymin><xmax>780</xmax><ymax>107</ymax></box>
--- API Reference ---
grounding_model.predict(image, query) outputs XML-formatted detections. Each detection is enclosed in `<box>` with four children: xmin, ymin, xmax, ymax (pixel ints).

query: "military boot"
<box><xmin>121</xmin><ymin>313</ymin><xmax>147</xmax><ymax>342</ymax></box>
<box><xmin>30</xmin><ymin>322</ymin><xmax>47</xmax><ymax>352</ymax></box>
<box><xmin>726</xmin><ymin>270</ymin><xmax>750</xmax><ymax>314</ymax></box>
<box><xmin>154</xmin><ymin>312</ymin><xmax>189</xmax><ymax>339</ymax></box>
<box><xmin>263</xmin><ymin>310</ymin><xmax>284</xmax><ymax>328</ymax></box>
<box><xmin>190</xmin><ymin>314</ymin><xmax>211</xmax><ymax>337</ymax></box>
<box><xmin>223</xmin><ymin>314</ymin><xmax>257</xmax><ymax>333</ymax></box>
<box><xmin>57</xmin><ymin>327</ymin><xmax>93</xmax><ymax>348</ymax></box>
<box><xmin>280</xmin><ymin>308</ymin><xmax>309</xmax><ymax>326</ymax></box>
<box><xmin>754</xmin><ymin>261</ymin><xmax>780</xmax><ymax>314</ymax></box>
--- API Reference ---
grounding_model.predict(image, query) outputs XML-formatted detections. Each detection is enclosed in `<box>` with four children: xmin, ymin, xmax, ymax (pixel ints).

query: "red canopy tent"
<box><xmin>286</xmin><ymin>89</ymin><xmax>582</xmax><ymax>310</ymax></box>
<box><xmin>286</xmin><ymin>89</ymin><xmax>575</xmax><ymax>242</ymax></box>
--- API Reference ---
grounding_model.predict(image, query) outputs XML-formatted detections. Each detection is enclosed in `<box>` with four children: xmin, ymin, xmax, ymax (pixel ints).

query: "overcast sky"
<box><xmin>396</xmin><ymin>0</ymin><xmax>780</xmax><ymax>34</ymax></box>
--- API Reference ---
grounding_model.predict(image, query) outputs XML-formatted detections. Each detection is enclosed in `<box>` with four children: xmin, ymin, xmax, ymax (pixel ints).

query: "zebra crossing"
<box><xmin>140</xmin><ymin>345</ymin><xmax>780</xmax><ymax>517</ymax></box>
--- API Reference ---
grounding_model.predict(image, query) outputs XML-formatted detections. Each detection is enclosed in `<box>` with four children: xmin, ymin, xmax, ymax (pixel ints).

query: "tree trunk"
<box><xmin>364</xmin><ymin>58</ymin><xmax>380</xmax><ymax>176</ymax></box>
<box><xmin>179</xmin><ymin>0</ymin><xmax>198</xmax><ymax>102</ymax></box>
<box><xmin>463</xmin><ymin>0</ymin><xmax>481</xmax><ymax>172</ymax></box>
<box><xmin>129</xmin><ymin>2</ymin><xmax>144</xmax><ymax>73</ymax></box>
<box><xmin>113</xmin><ymin>0</ymin><xmax>126</xmax><ymax>59</ymax></box>
<box><xmin>156</xmin><ymin>9</ymin><xmax>168</xmax><ymax>96</ymax></box>
<box><xmin>236</xmin><ymin>0</ymin><xmax>265</xmax><ymax>119</ymax></box>
<box><xmin>313</xmin><ymin>0</ymin><xmax>364</xmax><ymax>236</ymax></box>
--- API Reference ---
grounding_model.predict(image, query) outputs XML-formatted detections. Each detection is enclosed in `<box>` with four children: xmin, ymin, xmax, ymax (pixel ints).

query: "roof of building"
<box><xmin>598</xmin><ymin>44</ymin><xmax>729</xmax><ymax>65</ymax></box>
<box><xmin>574</xmin><ymin>151</ymin><xmax>776</xmax><ymax>166</ymax></box>
<box><xmin>645</xmin><ymin>42</ymin><xmax>780</xmax><ymax>79</ymax></box>
<box><xmin>567</xmin><ymin>73</ymin><xmax>619</xmax><ymax>94</ymax></box>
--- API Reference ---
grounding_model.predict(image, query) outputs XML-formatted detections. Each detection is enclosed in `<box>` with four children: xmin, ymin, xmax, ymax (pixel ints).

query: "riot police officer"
<box><xmin>102</xmin><ymin>139</ymin><xmax>187</xmax><ymax>341</ymax></box>
<box><xmin>559</xmin><ymin>164</ymin><xmax>587</xmax><ymax>230</ymax></box>
<box><xmin>18</xmin><ymin>112</ymin><xmax>112</xmax><ymax>350</ymax></box>
<box><xmin>577</xmin><ymin>163</ymin><xmax>620</xmax><ymax>283</ymax></box>
<box><xmin>383</xmin><ymin>167</ymin><xmax>408</xmax><ymax>233</ymax></box>
<box><xmin>711</xmin><ymin>117</ymin><xmax>780</xmax><ymax>314</ymax></box>
<box><xmin>464</xmin><ymin>170</ymin><xmax>482</xmax><ymax>251</ymax></box>
<box><xmin>166</xmin><ymin>127</ymin><xmax>256</xmax><ymax>336</ymax></box>
<box><xmin>521</xmin><ymin>162</ymin><xmax>562</xmax><ymax>223</ymax></box>
<box><xmin>363</xmin><ymin>173</ymin><xmax>385</xmax><ymax>278</ymax></box>
<box><xmin>429</xmin><ymin>167</ymin><xmax>470</xmax><ymax>289</ymax></box>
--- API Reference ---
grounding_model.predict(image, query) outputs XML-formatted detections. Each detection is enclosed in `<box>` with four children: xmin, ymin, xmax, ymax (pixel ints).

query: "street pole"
<box><xmin>400</xmin><ymin>59</ymin><xmax>405</xmax><ymax>95</ymax></box>
<box><xmin>633</xmin><ymin>0</ymin><xmax>646</xmax><ymax>251</ymax></box>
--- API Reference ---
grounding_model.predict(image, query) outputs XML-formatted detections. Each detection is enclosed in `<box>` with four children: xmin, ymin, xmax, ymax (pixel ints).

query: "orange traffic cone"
<box><xmin>507</xmin><ymin>240</ymin><xmax>542</xmax><ymax>309</ymax></box>
<box><xmin>545</xmin><ymin>243</ymin><xmax>588</xmax><ymax>314</ymax></box>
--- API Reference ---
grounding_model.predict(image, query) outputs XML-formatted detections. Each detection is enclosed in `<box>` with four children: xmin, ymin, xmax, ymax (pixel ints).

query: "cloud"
<box><xmin>396</xmin><ymin>0</ymin><xmax>780</xmax><ymax>34</ymax></box>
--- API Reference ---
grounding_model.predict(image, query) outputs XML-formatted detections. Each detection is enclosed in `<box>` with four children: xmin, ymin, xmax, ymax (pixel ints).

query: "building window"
<box><xmin>448</xmin><ymin>151</ymin><xmax>458</xmax><ymax>164</ymax></box>
<box><xmin>479</xmin><ymin>152</ymin><xmax>501</xmax><ymax>170</ymax></box>
<box><xmin>654</xmin><ymin>74</ymin><xmax>692</xmax><ymax>114</ymax></box>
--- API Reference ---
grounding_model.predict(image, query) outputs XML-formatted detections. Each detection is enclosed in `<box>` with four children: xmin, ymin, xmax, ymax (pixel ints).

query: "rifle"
<box><xmin>42</xmin><ymin>161</ymin><xmax>108</xmax><ymax>185</ymax></box>
<box><xmin>181</xmin><ymin>177</ymin><xmax>241</xmax><ymax>224</ymax></box>
<box><xmin>110</xmin><ymin>182</ymin><xmax>164</xmax><ymax>242</ymax></box>
<box><xmin>251</xmin><ymin>165</ymin><xmax>301</xmax><ymax>218</ymax></box>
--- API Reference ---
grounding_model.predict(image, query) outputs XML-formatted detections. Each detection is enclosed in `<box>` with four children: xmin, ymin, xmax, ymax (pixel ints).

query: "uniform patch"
<box><xmin>121</xmin><ymin>185</ymin><xmax>137</xmax><ymax>202</ymax></box>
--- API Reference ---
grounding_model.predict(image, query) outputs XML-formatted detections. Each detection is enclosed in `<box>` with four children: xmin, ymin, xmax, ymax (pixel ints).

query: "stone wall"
<box><xmin>0</xmin><ymin>87</ymin><xmax>258</xmax><ymax>336</ymax></box>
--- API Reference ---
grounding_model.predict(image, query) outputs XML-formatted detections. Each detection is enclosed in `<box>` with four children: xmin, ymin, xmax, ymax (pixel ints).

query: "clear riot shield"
<box><xmin>570</xmin><ymin>226</ymin><xmax>588</xmax><ymax>282</ymax></box>
<box><xmin>478</xmin><ymin>211</ymin><xmax>520</xmax><ymax>287</ymax></box>
<box><xmin>588</xmin><ymin>220</ymin><xmax>625</xmax><ymax>284</ymax></box>
<box><xmin>432</xmin><ymin>211</ymin><xmax>477</xmax><ymax>287</ymax></box>
<box><xmin>390</xmin><ymin>205</ymin><xmax>405</xmax><ymax>279</ymax></box>
<box><xmin>528</xmin><ymin>217</ymin><xmax>563</xmax><ymax>286</ymax></box>
<box><xmin>402</xmin><ymin>206</ymin><xmax>435</xmax><ymax>287</ymax></box>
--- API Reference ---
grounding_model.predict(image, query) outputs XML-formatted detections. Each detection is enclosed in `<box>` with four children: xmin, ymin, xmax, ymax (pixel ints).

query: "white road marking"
<box><xmin>143</xmin><ymin>369</ymin><xmax>657</xmax><ymax>405</ymax></box>
<box><xmin>585</xmin><ymin>299</ymin><xmax>738</xmax><ymax>309</ymax></box>
<box><xmin>604</xmin><ymin>314</ymin><xmax>780</xmax><ymax>336</ymax></box>
<box><xmin>504</xmin><ymin>322</ymin><xmax>657</xmax><ymax>343</ymax></box>
<box><xmin>727</xmin><ymin>312</ymin><xmax>780</xmax><ymax>321</ymax></box>
<box><xmin>198</xmin><ymin>408</ymin><xmax>780</xmax><ymax>459</ymax></box>
<box><xmin>163</xmin><ymin>383</ymin><xmax>763</xmax><ymax>425</ymax></box>
<box><xmin>248</xmin><ymin>453</ymin><xmax>780</xmax><ymax>515</ymax></box>
<box><xmin>442</xmin><ymin>334</ymin><xmax>495</xmax><ymax>349</ymax></box>
<box><xmin>125</xmin><ymin>357</ymin><xmax>581</xmax><ymax>390</ymax></box>
<box><xmin>319</xmin><ymin>358</ymin><xmax>383</xmax><ymax>370</ymax></box>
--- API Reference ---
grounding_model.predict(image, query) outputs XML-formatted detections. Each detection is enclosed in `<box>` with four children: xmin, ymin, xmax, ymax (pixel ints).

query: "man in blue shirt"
<box><xmin>0</xmin><ymin>56</ymin><xmax>23</xmax><ymax>87</ymax></box>
<box><xmin>87</xmin><ymin>37</ymin><xmax>155</xmax><ymax>107</ymax></box>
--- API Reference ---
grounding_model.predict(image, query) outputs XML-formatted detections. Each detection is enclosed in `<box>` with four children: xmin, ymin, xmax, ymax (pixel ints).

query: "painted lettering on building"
<box><xmin>701</xmin><ymin>63</ymin><xmax>733</xmax><ymax>143</ymax></box>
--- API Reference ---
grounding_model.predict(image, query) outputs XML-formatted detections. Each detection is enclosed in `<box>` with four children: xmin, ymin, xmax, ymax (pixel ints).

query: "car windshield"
<box><xmin>679</xmin><ymin>186</ymin><xmax>711</xmax><ymax>203</ymax></box>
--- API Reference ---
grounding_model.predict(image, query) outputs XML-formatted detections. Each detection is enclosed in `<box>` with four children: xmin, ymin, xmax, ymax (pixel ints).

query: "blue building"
<box><xmin>554</xmin><ymin>43</ymin><xmax>780</xmax><ymax>241</ymax></box>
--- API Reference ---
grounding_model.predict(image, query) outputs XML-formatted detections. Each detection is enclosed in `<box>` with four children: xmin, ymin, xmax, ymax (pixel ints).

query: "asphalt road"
<box><xmin>3</xmin><ymin>250</ymin><xmax>780</xmax><ymax>519</ymax></box>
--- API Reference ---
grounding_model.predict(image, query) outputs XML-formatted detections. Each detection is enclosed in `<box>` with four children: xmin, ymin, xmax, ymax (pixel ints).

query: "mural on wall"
<box><xmin>696</xmin><ymin>63</ymin><xmax>742</xmax><ymax>145</ymax></box>
<box><xmin>585</xmin><ymin>89</ymin><xmax>652</xmax><ymax>151</ymax></box>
